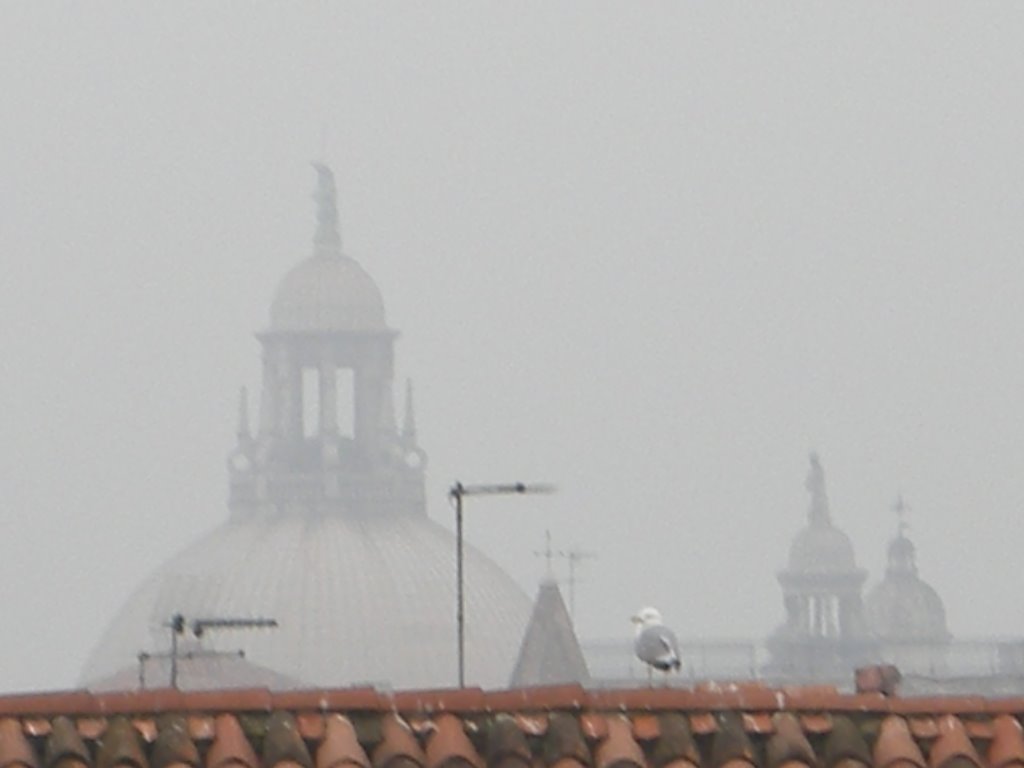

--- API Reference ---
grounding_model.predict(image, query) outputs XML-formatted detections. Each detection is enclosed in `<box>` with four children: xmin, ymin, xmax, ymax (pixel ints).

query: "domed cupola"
<box><xmin>269</xmin><ymin>164</ymin><xmax>387</xmax><ymax>332</ymax></box>
<box><xmin>766</xmin><ymin>453</ymin><xmax>876</xmax><ymax>681</ymax></box>
<box><xmin>866</xmin><ymin>497</ymin><xmax>950</xmax><ymax>643</ymax></box>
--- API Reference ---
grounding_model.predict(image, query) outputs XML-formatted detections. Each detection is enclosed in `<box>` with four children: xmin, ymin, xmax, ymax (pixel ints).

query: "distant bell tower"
<box><xmin>228</xmin><ymin>164</ymin><xmax>426</xmax><ymax>518</ymax></box>
<box><xmin>765</xmin><ymin>453</ymin><xmax>876</xmax><ymax>681</ymax></box>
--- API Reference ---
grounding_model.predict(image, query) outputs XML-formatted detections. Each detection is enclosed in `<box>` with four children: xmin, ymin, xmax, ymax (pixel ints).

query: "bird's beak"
<box><xmin>630</xmin><ymin>615</ymin><xmax>641</xmax><ymax>624</ymax></box>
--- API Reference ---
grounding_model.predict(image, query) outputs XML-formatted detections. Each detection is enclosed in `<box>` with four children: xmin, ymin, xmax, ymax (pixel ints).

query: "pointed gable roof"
<box><xmin>509</xmin><ymin>580</ymin><xmax>590</xmax><ymax>688</ymax></box>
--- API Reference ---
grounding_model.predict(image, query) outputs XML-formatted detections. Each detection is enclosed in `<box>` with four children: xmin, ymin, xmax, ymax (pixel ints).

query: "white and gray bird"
<box><xmin>632</xmin><ymin>606</ymin><xmax>681</xmax><ymax>685</ymax></box>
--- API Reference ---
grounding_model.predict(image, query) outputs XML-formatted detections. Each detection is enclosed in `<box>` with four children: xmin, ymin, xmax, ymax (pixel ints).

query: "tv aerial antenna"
<box><xmin>138</xmin><ymin>613</ymin><xmax>278</xmax><ymax>689</ymax></box>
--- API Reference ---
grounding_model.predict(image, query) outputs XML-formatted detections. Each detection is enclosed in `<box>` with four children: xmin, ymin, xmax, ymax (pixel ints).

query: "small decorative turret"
<box><xmin>401</xmin><ymin>378</ymin><xmax>417</xmax><ymax>442</ymax></box>
<box><xmin>236</xmin><ymin>386</ymin><xmax>252</xmax><ymax>445</ymax></box>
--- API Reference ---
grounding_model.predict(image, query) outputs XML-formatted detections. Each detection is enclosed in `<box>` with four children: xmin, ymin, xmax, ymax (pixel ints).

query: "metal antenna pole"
<box><xmin>154</xmin><ymin>613</ymin><xmax>276</xmax><ymax>690</ymax></box>
<box><xmin>532</xmin><ymin>529</ymin><xmax>556</xmax><ymax>578</ymax></box>
<box><xmin>454</xmin><ymin>481</ymin><xmax>465</xmax><ymax>688</ymax></box>
<box><xmin>449</xmin><ymin>481</ymin><xmax>554</xmax><ymax>688</ymax></box>
<box><xmin>169</xmin><ymin>613</ymin><xmax>183</xmax><ymax>689</ymax></box>
<box><xmin>556</xmin><ymin>548</ymin><xmax>596</xmax><ymax>622</ymax></box>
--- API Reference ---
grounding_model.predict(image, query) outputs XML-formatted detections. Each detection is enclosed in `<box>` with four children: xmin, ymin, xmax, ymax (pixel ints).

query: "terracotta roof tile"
<box><xmin>0</xmin><ymin>695</ymin><xmax>98</xmax><ymax>718</ymax></box>
<box><xmin>483</xmin><ymin>715</ymin><xmax>531</xmax><ymax>768</ymax></box>
<box><xmin>178</xmin><ymin>689</ymin><xmax>272</xmax><ymax>714</ymax></box>
<box><xmin>150</xmin><ymin>717</ymin><xmax>200</xmax><ymax>768</ymax></box>
<box><xmin>874</xmin><ymin>717</ymin><xmax>927</xmax><ymax>768</ymax></box>
<box><xmin>908</xmin><ymin>718</ymin><xmax>939</xmax><ymax>741</ymax></box>
<box><xmin>206</xmin><ymin>715</ymin><xmax>258</xmax><ymax>768</ymax></box>
<box><xmin>43</xmin><ymin>718</ymin><xmax>90</xmax><ymax>768</ymax></box>
<box><xmin>593</xmin><ymin>716</ymin><xmax>645</xmax><ymax>768</ymax></box>
<box><xmin>373</xmin><ymin>715</ymin><xmax>426</xmax><ymax>768</ymax></box>
<box><xmin>689</xmin><ymin>713</ymin><xmax>717</xmax><ymax>736</ymax></box>
<box><xmin>929</xmin><ymin>716</ymin><xmax>981</xmax><ymax>768</ymax></box>
<box><xmin>0</xmin><ymin>718</ymin><xmax>40</xmax><ymax>768</ymax></box>
<box><xmin>800</xmin><ymin>714</ymin><xmax>832</xmax><ymax>736</ymax></box>
<box><xmin>511</xmin><ymin>715</ymin><xmax>547</xmax><ymax>738</ymax></box>
<box><xmin>543</xmin><ymin>714</ymin><xmax>590</xmax><ymax>768</ymax></box>
<box><xmin>694</xmin><ymin>684</ymin><xmax>783</xmax><ymax>711</ymax></box>
<box><xmin>990</xmin><ymin>716</ymin><xmax>1024</xmax><ymax>768</ymax></box>
<box><xmin>962</xmin><ymin>720</ymin><xmax>992</xmax><ymax>741</ymax></box>
<box><xmin>95</xmin><ymin>718</ymin><xmax>148</xmax><ymax>768</ymax></box>
<box><xmin>711</xmin><ymin>714</ymin><xmax>756</xmax><ymax>768</ymax></box>
<box><xmin>742</xmin><ymin>714</ymin><xmax>774</xmax><ymax>736</ymax></box>
<box><xmin>271</xmin><ymin>690</ymin><xmax>384</xmax><ymax>713</ymax></box>
<box><xmin>185</xmin><ymin>717</ymin><xmax>214</xmax><ymax>743</ymax></box>
<box><xmin>424</xmin><ymin>713</ymin><xmax>484</xmax><ymax>768</ymax></box>
<box><xmin>765</xmin><ymin>714</ymin><xmax>816</xmax><ymax>768</ymax></box>
<box><xmin>630</xmin><ymin>716</ymin><xmax>659</xmax><ymax>744</ymax></box>
<box><xmin>132</xmin><ymin>721</ymin><xmax>157</xmax><ymax>744</ymax></box>
<box><xmin>580</xmin><ymin>716</ymin><xmax>608</xmax><ymax>743</ymax></box>
<box><xmin>392</xmin><ymin>690</ymin><xmax>487</xmax><ymax>715</ymax></box>
<box><xmin>298</xmin><ymin>713</ymin><xmax>326</xmax><ymax>741</ymax></box>
<box><xmin>4</xmin><ymin>683</ymin><xmax>1024</xmax><ymax>768</ymax></box>
<box><xmin>490</xmin><ymin>687</ymin><xmax>587</xmax><ymax>713</ymax></box>
<box><xmin>649</xmin><ymin>714</ymin><xmax>697</xmax><ymax>768</ymax></box>
<box><xmin>823</xmin><ymin>717</ymin><xmax>871</xmax><ymax>768</ymax></box>
<box><xmin>23</xmin><ymin>721</ymin><xmax>51</xmax><ymax>739</ymax></box>
<box><xmin>95</xmin><ymin>692</ymin><xmax>184</xmax><ymax>717</ymax></box>
<box><xmin>317</xmin><ymin>715</ymin><xmax>371</xmax><ymax>768</ymax></box>
<box><xmin>264</xmin><ymin>712</ymin><xmax>314</xmax><ymax>768</ymax></box>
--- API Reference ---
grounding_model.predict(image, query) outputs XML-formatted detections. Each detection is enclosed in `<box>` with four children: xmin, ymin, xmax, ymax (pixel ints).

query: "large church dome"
<box><xmin>82</xmin><ymin>165</ymin><xmax>531</xmax><ymax>691</ymax></box>
<box><xmin>82</xmin><ymin>513</ymin><xmax>530</xmax><ymax>690</ymax></box>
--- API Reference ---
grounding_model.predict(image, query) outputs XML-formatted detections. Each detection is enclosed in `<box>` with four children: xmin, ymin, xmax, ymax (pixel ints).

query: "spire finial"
<box><xmin>887</xmin><ymin>493</ymin><xmax>917</xmax><ymax>575</ymax></box>
<box><xmin>401</xmin><ymin>378</ymin><xmax>417</xmax><ymax>441</ymax></box>
<box><xmin>805</xmin><ymin>451</ymin><xmax>831</xmax><ymax>524</ymax></box>
<box><xmin>312</xmin><ymin>162</ymin><xmax>341</xmax><ymax>256</ymax></box>
<box><xmin>893</xmin><ymin>493</ymin><xmax>910</xmax><ymax>536</ymax></box>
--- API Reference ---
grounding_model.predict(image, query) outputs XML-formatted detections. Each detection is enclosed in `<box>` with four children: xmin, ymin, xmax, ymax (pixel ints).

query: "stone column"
<box><xmin>319</xmin><ymin>359</ymin><xmax>338</xmax><ymax>436</ymax></box>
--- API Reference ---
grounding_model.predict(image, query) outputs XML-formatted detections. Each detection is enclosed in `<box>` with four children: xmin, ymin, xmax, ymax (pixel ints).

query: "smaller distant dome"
<box><xmin>270</xmin><ymin>255</ymin><xmax>386</xmax><ymax>332</ymax></box>
<box><xmin>866</xmin><ymin>532</ymin><xmax>949</xmax><ymax>642</ymax></box>
<box><xmin>787</xmin><ymin>522</ymin><xmax>857</xmax><ymax>573</ymax></box>
<box><xmin>866</xmin><ymin>576</ymin><xmax>949</xmax><ymax>642</ymax></box>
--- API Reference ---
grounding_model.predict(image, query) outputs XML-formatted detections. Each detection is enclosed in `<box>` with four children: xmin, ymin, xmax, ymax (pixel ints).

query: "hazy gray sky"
<box><xmin>2</xmin><ymin>3</ymin><xmax>1023</xmax><ymax>692</ymax></box>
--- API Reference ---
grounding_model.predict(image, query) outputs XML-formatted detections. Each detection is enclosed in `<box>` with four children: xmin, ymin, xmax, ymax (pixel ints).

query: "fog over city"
<box><xmin>1</xmin><ymin>3</ymin><xmax>1023</xmax><ymax>692</ymax></box>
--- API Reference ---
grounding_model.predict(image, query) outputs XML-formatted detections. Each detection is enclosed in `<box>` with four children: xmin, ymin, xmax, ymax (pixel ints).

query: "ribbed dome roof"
<box><xmin>787</xmin><ymin>522</ymin><xmax>858</xmax><ymax>573</ymax></box>
<box><xmin>866</xmin><ymin>576</ymin><xmax>949</xmax><ymax>641</ymax></box>
<box><xmin>81</xmin><ymin>513</ymin><xmax>531</xmax><ymax>690</ymax></box>
<box><xmin>269</xmin><ymin>254</ymin><xmax>386</xmax><ymax>332</ymax></box>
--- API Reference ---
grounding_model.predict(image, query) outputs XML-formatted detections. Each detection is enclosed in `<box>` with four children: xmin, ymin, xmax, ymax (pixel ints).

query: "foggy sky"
<box><xmin>2</xmin><ymin>3</ymin><xmax>1023</xmax><ymax>692</ymax></box>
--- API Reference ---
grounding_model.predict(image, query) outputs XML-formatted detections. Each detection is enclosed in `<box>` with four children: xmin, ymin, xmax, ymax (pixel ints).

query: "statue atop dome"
<box><xmin>312</xmin><ymin>161</ymin><xmax>342</xmax><ymax>255</ymax></box>
<box><xmin>805</xmin><ymin>451</ymin><xmax>830</xmax><ymax>524</ymax></box>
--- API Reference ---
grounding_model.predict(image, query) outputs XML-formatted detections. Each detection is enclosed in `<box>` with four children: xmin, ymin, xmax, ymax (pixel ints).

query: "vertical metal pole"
<box><xmin>455</xmin><ymin>484</ymin><xmax>465</xmax><ymax>688</ymax></box>
<box><xmin>170</xmin><ymin>623</ymin><xmax>179</xmax><ymax>689</ymax></box>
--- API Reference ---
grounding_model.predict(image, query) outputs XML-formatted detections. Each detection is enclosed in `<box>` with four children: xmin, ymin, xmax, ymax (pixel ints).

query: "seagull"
<box><xmin>632</xmin><ymin>606</ymin><xmax>681</xmax><ymax>685</ymax></box>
